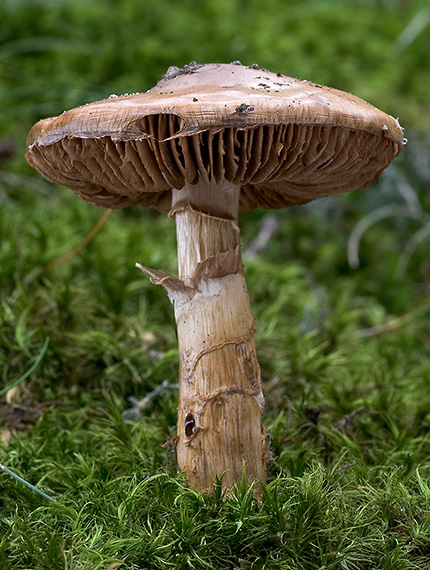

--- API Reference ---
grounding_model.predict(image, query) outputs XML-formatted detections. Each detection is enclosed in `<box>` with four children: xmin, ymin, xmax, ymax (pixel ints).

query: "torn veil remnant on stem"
<box><xmin>26</xmin><ymin>62</ymin><xmax>404</xmax><ymax>497</ymax></box>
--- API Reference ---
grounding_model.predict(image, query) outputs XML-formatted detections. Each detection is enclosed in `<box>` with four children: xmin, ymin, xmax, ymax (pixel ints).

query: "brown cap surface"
<box><xmin>26</xmin><ymin>62</ymin><xmax>404</xmax><ymax>212</ymax></box>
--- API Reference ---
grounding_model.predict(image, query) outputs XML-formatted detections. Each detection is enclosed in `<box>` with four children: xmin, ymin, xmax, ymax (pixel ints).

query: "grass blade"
<box><xmin>0</xmin><ymin>337</ymin><xmax>50</xmax><ymax>397</ymax></box>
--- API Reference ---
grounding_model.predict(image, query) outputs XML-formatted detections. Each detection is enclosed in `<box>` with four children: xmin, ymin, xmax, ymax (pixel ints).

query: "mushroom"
<box><xmin>26</xmin><ymin>62</ymin><xmax>404</xmax><ymax>496</ymax></box>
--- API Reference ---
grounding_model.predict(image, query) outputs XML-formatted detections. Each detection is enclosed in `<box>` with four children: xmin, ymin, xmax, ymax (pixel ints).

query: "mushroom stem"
<box><xmin>169</xmin><ymin>180</ymin><xmax>267</xmax><ymax>495</ymax></box>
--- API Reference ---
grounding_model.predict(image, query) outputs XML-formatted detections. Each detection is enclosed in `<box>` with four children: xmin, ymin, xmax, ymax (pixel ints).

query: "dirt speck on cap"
<box><xmin>234</xmin><ymin>103</ymin><xmax>254</xmax><ymax>114</ymax></box>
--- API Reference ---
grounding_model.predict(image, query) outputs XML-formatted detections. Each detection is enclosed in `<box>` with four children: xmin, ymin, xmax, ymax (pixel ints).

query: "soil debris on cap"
<box><xmin>234</xmin><ymin>103</ymin><xmax>255</xmax><ymax>114</ymax></box>
<box><xmin>162</xmin><ymin>61</ymin><xmax>203</xmax><ymax>81</ymax></box>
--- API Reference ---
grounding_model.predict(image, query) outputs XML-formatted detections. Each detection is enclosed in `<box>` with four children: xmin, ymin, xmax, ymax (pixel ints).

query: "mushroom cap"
<box><xmin>26</xmin><ymin>62</ymin><xmax>404</xmax><ymax>212</ymax></box>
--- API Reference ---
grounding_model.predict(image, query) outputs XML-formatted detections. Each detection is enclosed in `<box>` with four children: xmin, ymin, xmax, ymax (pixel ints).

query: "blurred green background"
<box><xmin>1</xmin><ymin>0</ymin><xmax>429</xmax><ymax>313</ymax></box>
